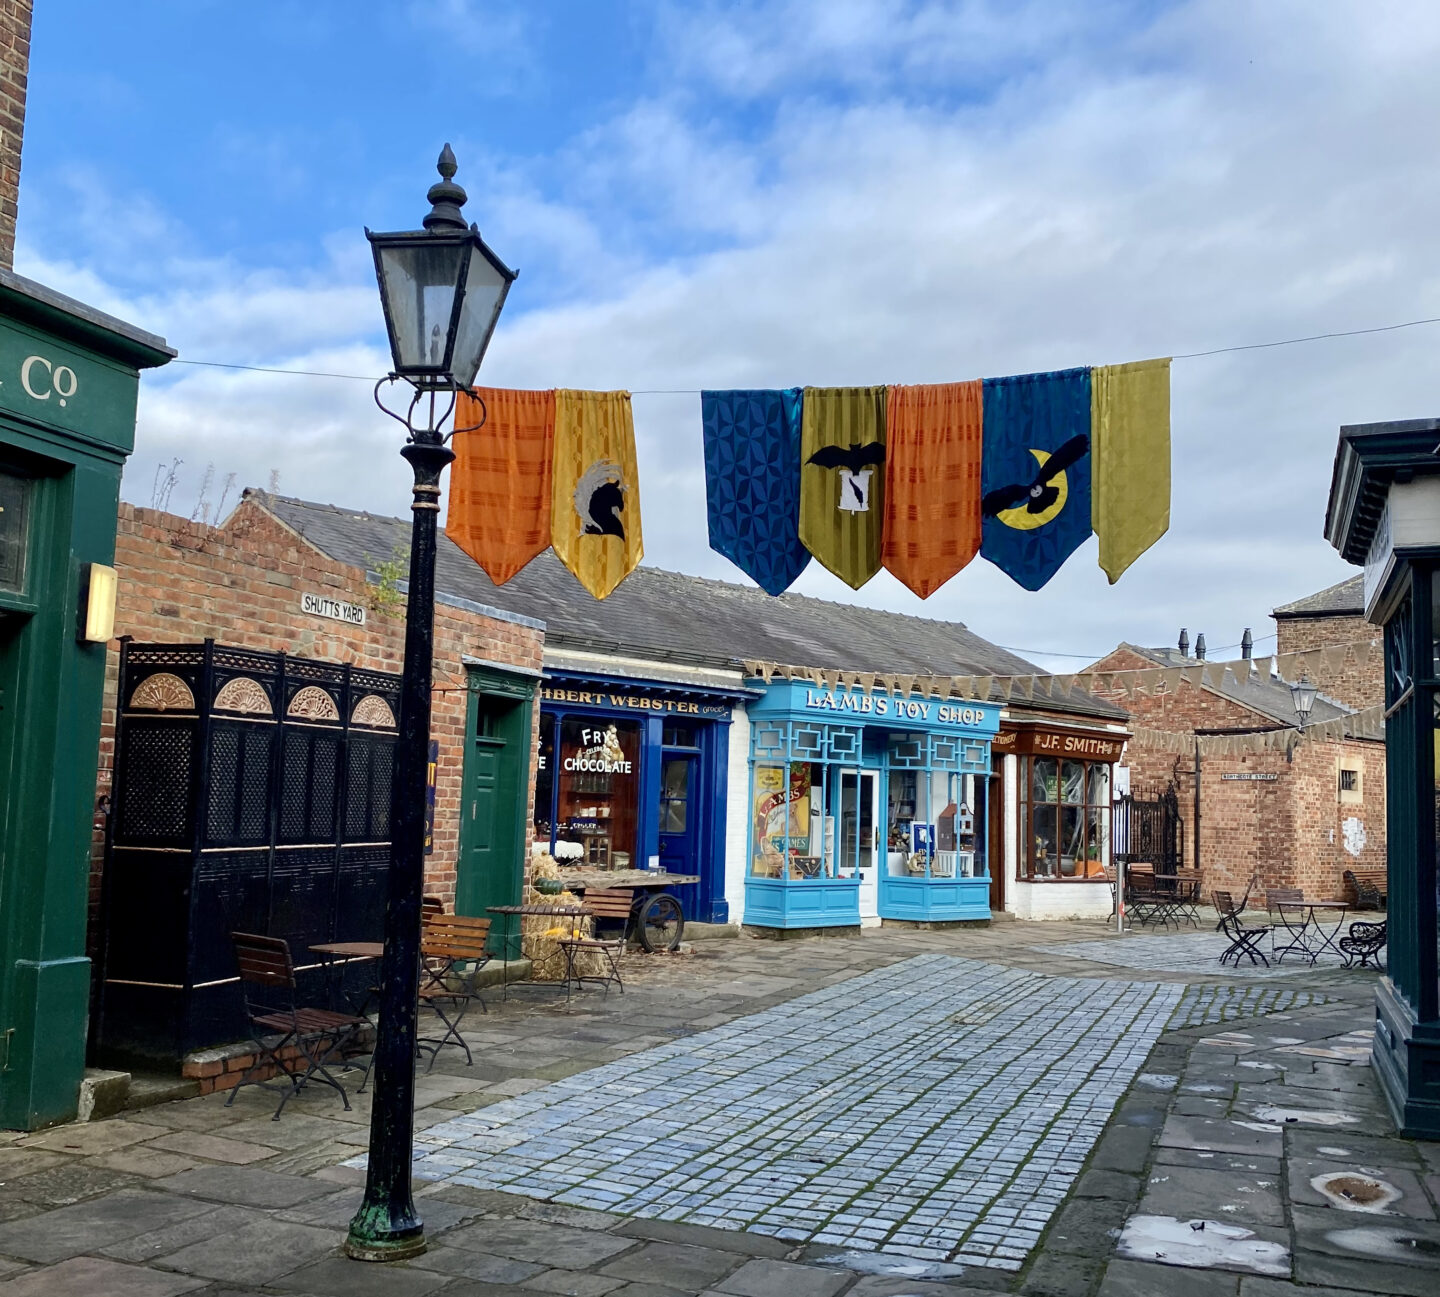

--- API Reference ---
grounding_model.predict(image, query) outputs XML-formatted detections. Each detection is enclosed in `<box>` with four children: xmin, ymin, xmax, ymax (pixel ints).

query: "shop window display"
<box><xmin>885</xmin><ymin>767</ymin><xmax>985</xmax><ymax>879</ymax></box>
<box><xmin>535</xmin><ymin>713</ymin><xmax>642</xmax><ymax>870</ymax></box>
<box><xmin>1020</xmin><ymin>756</ymin><xmax>1109</xmax><ymax>879</ymax></box>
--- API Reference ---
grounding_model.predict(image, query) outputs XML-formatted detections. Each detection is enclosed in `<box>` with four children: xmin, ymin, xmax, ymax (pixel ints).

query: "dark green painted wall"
<box><xmin>0</xmin><ymin>292</ymin><xmax>168</xmax><ymax>1129</ymax></box>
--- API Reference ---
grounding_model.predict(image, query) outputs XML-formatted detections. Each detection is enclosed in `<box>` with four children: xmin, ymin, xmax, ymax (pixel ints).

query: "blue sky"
<box><xmin>16</xmin><ymin>1</ymin><xmax>1440</xmax><ymax>666</ymax></box>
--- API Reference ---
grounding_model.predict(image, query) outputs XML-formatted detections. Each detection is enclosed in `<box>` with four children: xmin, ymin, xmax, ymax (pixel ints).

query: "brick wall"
<box><xmin>1090</xmin><ymin>646</ymin><xmax>1386</xmax><ymax>901</ymax></box>
<box><xmin>0</xmin><ymin>1</ymin><xmax>29</xmax><ymax>269</ymax></box>
<box><xmin>1273</xmin><ymin>612</ymin><xmax>1381</xmax><ymax>711</ymax></box>
<box><xmin>91</xmin><ymin>498</ymin><xmax>545</xmax><ymax>951</ymax></box>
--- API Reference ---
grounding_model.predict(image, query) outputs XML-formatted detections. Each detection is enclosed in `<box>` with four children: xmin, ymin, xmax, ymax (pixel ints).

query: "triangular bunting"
<box><xmin>799</xmin><ymin>386</ymin><xmax>888</xmax><ymax>589</ymax></box>
<box><xmin>551</xmin><ymin>390</ymin><xmax>642</xmax><ymax>599</ymax></box>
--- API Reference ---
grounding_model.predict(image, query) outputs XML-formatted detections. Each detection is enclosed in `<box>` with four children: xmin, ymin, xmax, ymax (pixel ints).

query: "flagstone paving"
<box><xmin>1037</xmin><ymin>930</ymin><xmax>1359</xmax><ymax>978</ymax></box>
<box><xmin>0</xmin><ymin>919</ymin><xmax>1431</xmax><ymax>1296</ymax></box>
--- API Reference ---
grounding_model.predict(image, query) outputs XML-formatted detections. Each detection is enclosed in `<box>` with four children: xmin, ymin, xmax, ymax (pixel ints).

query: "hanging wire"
<box><xmin>164</xmin><ymin>311</ymin><xmax>1440</xmax><ymax>387</ymax></box>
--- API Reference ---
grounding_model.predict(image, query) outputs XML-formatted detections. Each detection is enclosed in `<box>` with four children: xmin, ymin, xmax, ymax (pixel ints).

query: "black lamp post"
<box><xmin>1290</xmin><ymin>672</ymin><xmax>1318</xmax><ymax>731</ymax></box>
<box><xmin>346</xmin><ymin>144</ymin><xmax>516</xmax><ymax>1263</ymax></box>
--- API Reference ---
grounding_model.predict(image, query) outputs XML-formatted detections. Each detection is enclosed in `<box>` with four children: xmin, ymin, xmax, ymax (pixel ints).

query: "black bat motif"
<box><xmin>981</xmin><ymin>434</ymin><xmax>1089</xmax><ymax>518</ymax></box>
<box><xmin>585</xmin><ymin>480</ymin><xmax>626</xmax><ymax>538</ymax></box>
<box><xmin>807</xmin><ymin>442</ymin><xmax>886</xmax><ymax>472</ymax></box>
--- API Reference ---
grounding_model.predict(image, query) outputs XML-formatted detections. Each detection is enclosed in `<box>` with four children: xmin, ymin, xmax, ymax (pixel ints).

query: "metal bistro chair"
<box><xmin>558</xmin><ymin>887</ymin><xmax>632</xmax><ymax>1003</ymax></box>
<box><xmin>1265</xmin><ymin>888</ymin><xmax>1312</xmax><ymax>962</ymax></box>
<box><xmin>228</xmin><ymin>932</ymin><xmax>367</xmax><ymax>1120</ymax></box>
<box><xmin>1339</xmin><ymin>919</ymin><xmax>1388</xmax><ymax>970</ymax></box>
<box><xmin>1214</xmin><ymin>890</ymin><xmax>1272</xmax><ymax>967</ymax></box>
<box><xmin>416</xmin><ymin>913</ymin><xmax>493</xmax><ymax>1070</ymax></box>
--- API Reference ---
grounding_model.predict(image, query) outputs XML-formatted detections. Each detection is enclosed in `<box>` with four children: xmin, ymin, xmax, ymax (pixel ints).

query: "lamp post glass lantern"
<box><xmin>345</xmin><ymin>145</ymin><xmax>513</xmax><ymax>1264</ymax></box>
<box><xmin>1290</xmin><ymin>672</ymin><xmax>1318</xmax><ymax>729</ymax></box>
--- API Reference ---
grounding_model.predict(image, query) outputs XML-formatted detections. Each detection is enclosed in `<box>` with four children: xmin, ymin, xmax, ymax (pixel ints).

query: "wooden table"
<box><xmin>486</xmin><ymin>904</ymin><xmax>591</xmax><ymax>997</ymax></box>
<box><xmin>555</xmin><ymin>869</ymin><xmax>700</xmax><ymax>891</ymax></box>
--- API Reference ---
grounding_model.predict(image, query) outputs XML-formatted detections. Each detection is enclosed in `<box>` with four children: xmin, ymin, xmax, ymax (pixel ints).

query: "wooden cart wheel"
<box><xmin>637</xmin><ymin>893</ymin><xmax>684</xmax><ymax>952</ymax></box>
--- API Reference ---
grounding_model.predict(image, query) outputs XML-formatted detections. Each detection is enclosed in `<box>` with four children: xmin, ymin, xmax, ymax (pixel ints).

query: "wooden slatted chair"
<box><xmin>227</xmin><ymin>932</ymin><xmax>367</xmax><ymax>1120</ymax></box>
<box><xmin>1214</xmin><ymin>891</ymin><xmax>1272</xmax><ymax>967</ymax></box>
<box><xmin>416</xmin><ymin>913</ymin><xmax>492</xmax><ymax>1070</ymax></box>
<box><xmin>558</xmin><ymin>888</ymin><xmax>633</xmax><ymax>1003</ymax></box>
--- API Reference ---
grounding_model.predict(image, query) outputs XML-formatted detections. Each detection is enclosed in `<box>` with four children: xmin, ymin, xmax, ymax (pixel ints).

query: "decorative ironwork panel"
<box><xmin>351</xmin><ymin>693</ymin><xmax>397</xmax><ymax>729</ymax></box>
<box><xmin>115</xmin><ymin>723</ymin><xmax>194</xmax><ymax>844</ymax></box>
<box><xmin>213</xmin><ymin>676</ymin><xmax>273</xmax><ymax>715</ymax></box>
<box><xmin>287</xmin><ymin>685</ymin><xmax>340</xmax><ymax>722</ymax></box>
<box><xmin>129</xmin><ymin>672</ymin><xmax>196</xmax><ymax>713</ymax></box>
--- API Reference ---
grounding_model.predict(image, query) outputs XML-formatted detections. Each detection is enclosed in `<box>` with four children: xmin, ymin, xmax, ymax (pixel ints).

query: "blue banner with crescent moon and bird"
<box><xmin>702</xmin><ymin>388</ymin><xmax>811</xmax><ymax>595</ymax></box>
<box><xmin>979</xmin><ymin>367</ymin><xmax>1093</xmax><ymax>591</ymax></box>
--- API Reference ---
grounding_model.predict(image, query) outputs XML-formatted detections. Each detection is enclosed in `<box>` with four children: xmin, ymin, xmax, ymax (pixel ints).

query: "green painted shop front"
<box><xmin>0</xmin><ymin>272</ymin><xmax>171</xmax><ymax>1129</ymax></box>
<box><xmin>456</xmin><ymin>660</ymin><xmax>540</xmax><ymax>958</ymax></box>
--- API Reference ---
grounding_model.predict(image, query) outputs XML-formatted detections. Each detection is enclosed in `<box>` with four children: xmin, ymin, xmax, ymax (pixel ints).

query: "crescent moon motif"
<box><xmin>997</xmin><ymin>449</ymin><xmax>1068</xmax><ymax>530</ymax></box>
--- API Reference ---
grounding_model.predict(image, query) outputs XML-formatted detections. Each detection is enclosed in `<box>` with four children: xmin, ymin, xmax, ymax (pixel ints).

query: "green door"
<box><xmin>456</xmin><ymin>666</ymin><xmax>536</xmax><ymax>959</ymax></box>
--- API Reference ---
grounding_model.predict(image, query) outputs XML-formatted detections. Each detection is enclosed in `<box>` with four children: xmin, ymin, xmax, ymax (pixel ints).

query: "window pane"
<box><xmin>663</xmin><ymin>721</ymin><xmax>699</xmax><ymax>747</ymax></box>
<box><xmin>1088</xmin><ymin>762</ymin><xmax>1111</xmax><ymax>806</ymax></box>
<box><xmin>1086</xmin><ymin>805</ymin><xmax>1109</xmax><ymax>874</ymax></box>
<box><xmin>1032</xmin><ymin>804</ymin><xmax>1057</xmax><ymax>877</ymax></box>
<box><xmin>751</xmin><ymin>765</ymin><xmax>786</xmax><ymax>876</ymax></box>
<box><xmin>1061</xmin><ymin>761</ymin><xmax>1085</xmax><ymax>804</ymax></box>
<box><xmin>1032</xmin><ymin>758</ymin><xmax>1057</xmax><ymax>804</ymax></box>
<box><xmin>661</xmin><ymin>757</ymin><xmax>689</xmax><ymax>833</ymax></box>
<box><xmin>0</xmin><ymin>470</ymin><xmax>31</xmax><ymax>595</ymax></box>
<box><xmin>533</xmin><ymin>714</ymin><xmax>556</xmax><ymax>846</ymax></box>
<box><xmin>554</xmin><ymin>717</ymin><xmax>641</xmax><ymax>869</ymax></box>
<box><xmin>1060</xmin><ymin>805</ymin><xmax>1083</xmax><ymax>873</ymax></box>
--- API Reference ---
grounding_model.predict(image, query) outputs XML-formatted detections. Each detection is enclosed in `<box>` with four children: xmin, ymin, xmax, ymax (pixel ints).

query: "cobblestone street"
<box><xmin>0</xmin><ymin>922</ymin><xmax>1433</xmax><ymax>1296</ymax></box>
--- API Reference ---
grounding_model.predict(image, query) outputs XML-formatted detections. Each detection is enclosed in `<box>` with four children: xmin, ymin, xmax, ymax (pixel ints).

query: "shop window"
<box><xmin>1338</xmin><ymin>763</ymin><xmax>1363</xmax><ymax>803</ymax></box>
<box><xmin>885</xmin><ymin>765</ymin><xmax>985</xmax><ymax>879</ymax></box>
<box><xmin>1020</xmin><ymin>756</ymin><xmax>1109</xmax><ymax>880</ymax></box>
<box><xmin>0</xmin><ymin>469</ymin><xmax>32</xmax><ymax>595</ymax></box>
<box><xmin>552</xmin><ymin>716</ymin><xmax>642</xmax><ymax>869</ymax></box>
<box><xmin>533</xmin><ymin>713</ymin><xmax>556</xmax><ymax>845</ymax></box>
<box><xmin>751</xmin><ymin>762</ymin><xmax>825</xmax><ymax>878</ymax></box>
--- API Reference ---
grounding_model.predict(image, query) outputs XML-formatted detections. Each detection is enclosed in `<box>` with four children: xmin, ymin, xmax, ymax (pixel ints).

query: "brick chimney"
<box><xmin>0</xmin><ymin>1</ymin><xmax>31</xmax><ymax>270</ymax></box>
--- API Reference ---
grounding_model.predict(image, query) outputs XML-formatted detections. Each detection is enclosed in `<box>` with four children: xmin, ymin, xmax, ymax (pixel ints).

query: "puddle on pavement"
<box><xmin>1117</xmin><ymin>1214</ymin><xmax>1289</xmax><ymax>1276</ymax></box>
<box><xmin>812</xmin><ymin>1252</ymin><xmax>969</xmax><ymax>1279</ymax></box>
<box><xmin>1325</xmin><ymin>1225</ymin><xmax>1440</xmax><ymax>1261</ymax></box>
<box><xmin>1311</xmin><ymin>1171</ymin><xmax>1402</xmax><ymax>1213</ymax></box>
<box><xmin>1250</xmin><ymin>1105</ymin><xmax>1360</xmax><ymax>1127</ymax></box>
<box><xmin>1182</xmin><ymin>1083</ymin><xmax>1230</xmax><ymax>1094</ymax></box>
<box><xmin>1316</xmin><ymin>1146</ymin><xmax>1353</xmax><ymax>1157</ymax></box>
<box><xmin>1237</xmin><ymin>1061</ymin><xmax>1280</xmax><ymax>1071</ymax></box>
<box><xmin>1137</xmin><ymin>1073</ymin><xmax>1179</xmax><ymax>1091</ymax></box>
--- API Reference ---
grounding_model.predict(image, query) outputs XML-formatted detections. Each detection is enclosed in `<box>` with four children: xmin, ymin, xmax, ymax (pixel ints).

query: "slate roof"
<box><xmin>1123</xmin><ymin>643</ymin><xmax>1352</xmax><ymax>728</ymax></box>
<box><xmin>1272</xmin><ymin>575</ymin><xmax>1364</xmax><ymax>619</ymax></box>
<box><xmin>256</xmin><ymin>491</ymin><xmax>1126</xmax><ymax>722</ymax></box>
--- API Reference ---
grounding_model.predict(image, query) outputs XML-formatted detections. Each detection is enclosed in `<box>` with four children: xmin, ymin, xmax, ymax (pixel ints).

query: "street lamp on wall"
<box><xmin>1290</xmin><ymin>672</ymin><xmax>1318</xmax><ymax>731</ymax></box>
<box><xmin>346</xmin><ymin>145</ymin><xmax>514</xmax><ymax>1265</ymax></box>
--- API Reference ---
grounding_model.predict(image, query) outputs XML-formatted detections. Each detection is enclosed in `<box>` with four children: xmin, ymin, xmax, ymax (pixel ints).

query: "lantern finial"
<box><xmin>424</xmin><ymin>144</ymin><xmax>469</xmax><ymax>232</ymax></box>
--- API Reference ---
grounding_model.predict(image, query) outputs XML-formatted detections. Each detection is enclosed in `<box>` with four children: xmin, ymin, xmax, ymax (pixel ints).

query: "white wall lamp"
<box><xmin>79</xmin><ymin>562</ymin><xmax>117</xmax><ymax>643</ymax></box>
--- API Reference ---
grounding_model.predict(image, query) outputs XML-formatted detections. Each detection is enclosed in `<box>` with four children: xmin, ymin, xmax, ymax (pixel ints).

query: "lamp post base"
<box><xmin>344</xmin><ymin>1223</ymin><xmax>428</xmax><ymax>1263</ymax></box>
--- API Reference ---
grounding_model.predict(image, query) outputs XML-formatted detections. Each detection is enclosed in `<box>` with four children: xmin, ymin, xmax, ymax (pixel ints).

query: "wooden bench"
<box><xmin>1343</xmin><ymin>868</ymin><xmax>1387</xmax><ymax>910</ymax></box>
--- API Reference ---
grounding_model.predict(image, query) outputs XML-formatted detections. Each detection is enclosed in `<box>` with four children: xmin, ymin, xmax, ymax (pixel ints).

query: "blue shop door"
<box><xmin>658</xmin><ymin>754</ymin><xmax>700</xmax><ymax>919</ymax></box>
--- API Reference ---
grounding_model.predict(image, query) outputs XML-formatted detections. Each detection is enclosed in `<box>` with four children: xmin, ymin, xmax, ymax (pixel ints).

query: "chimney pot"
<box><xmin>1178</xmin><ymin>628</ymin><xmax>1189</xmax><ymax>657</ymax></box>
<box><xmin>1196</xmin><ymin>633</ymin><xmax>1207</xmax><ymax>661</ymax></box>
<box><xmin>1241</xmin><ymin>628</ymin><xmax>1253</xmax><ymax>660</ymax></box>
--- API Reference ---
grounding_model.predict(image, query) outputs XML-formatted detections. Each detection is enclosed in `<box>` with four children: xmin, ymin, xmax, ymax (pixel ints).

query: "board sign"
<box><xmin>301</xmin><ymin>592</ymin><xmax>366</xmax><ymax>626</ymax></box>
<box><xmin>993</xmin><ymin>725</ymin><xmax>1126</xmax><ymax>762</ymax></box>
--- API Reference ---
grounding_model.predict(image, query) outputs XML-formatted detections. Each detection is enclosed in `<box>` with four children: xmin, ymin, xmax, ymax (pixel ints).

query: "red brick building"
<box><xmin>1088</xmin><ymin>596</ymin><xmax>1385</xmax><ymax>904</ymax></box>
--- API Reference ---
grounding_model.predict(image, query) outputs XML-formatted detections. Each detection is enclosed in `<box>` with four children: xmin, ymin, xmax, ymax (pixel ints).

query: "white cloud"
<box><xmin>20</xmin><ymin>0</ymin><xmax>1440</xmax><ymax>669</ymax></box>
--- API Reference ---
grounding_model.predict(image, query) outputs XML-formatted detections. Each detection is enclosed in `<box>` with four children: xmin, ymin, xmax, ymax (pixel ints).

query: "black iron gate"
<box><xmin>95</xmin><ymin>640</ymin><xmax>401</xmax><ymax>1064</ymax></box>
<box><xmin>1112</xmin><ymin>785</ymin><xmax>1184</xmax><ymax>874</ymax></box>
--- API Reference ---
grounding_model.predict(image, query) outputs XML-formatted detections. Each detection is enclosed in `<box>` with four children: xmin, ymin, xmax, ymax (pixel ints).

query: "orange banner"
<box><xmin>446</xmin><ymin>387</ymin><xmax>555</xmax><ymax>586</ymax></box>
<box><xmin>882</xmin><ymin>381</ymin><xmax>983</xmax><ymax>598</ymax></box>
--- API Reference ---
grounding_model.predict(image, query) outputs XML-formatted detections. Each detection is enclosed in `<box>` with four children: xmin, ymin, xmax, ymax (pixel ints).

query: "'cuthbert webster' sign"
<box><xmin>541</xmin><ymin>683</ymin><xmax>730</xmax><ymax>717</ymax></box>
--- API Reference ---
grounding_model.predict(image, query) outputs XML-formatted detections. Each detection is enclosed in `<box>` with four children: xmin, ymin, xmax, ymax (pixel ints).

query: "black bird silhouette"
<box><xmin>585</xmin><ymin>480</ymin><xmax>626</xmax><ymax>538</ymax></box>
<box><xmin>808</xmin><ymin>442</ymin><xmax>886</xmax><ymax>508</ymax></box>
<box><xmin>981</xmin><ymin>434</ymin><xmax>1089</xmax><ymax>518</ymax></box>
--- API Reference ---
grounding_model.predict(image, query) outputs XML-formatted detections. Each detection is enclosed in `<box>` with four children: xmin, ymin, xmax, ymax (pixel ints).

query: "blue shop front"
<box><xmin>532</xmin><ymin>668</ymin><xmax>745</xmax><ymax>923</ymax></box>
<box><xmin>744</xmin><ymin>682</ymin><xmax>1000</xmax><ymax>930</ymax></box>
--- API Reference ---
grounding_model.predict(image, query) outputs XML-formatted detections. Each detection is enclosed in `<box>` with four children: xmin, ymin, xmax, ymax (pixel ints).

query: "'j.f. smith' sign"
<box><xmin>301</xmin><ymin>592</ymin><xmax>366</xmax><ymax>626</ymax></box>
